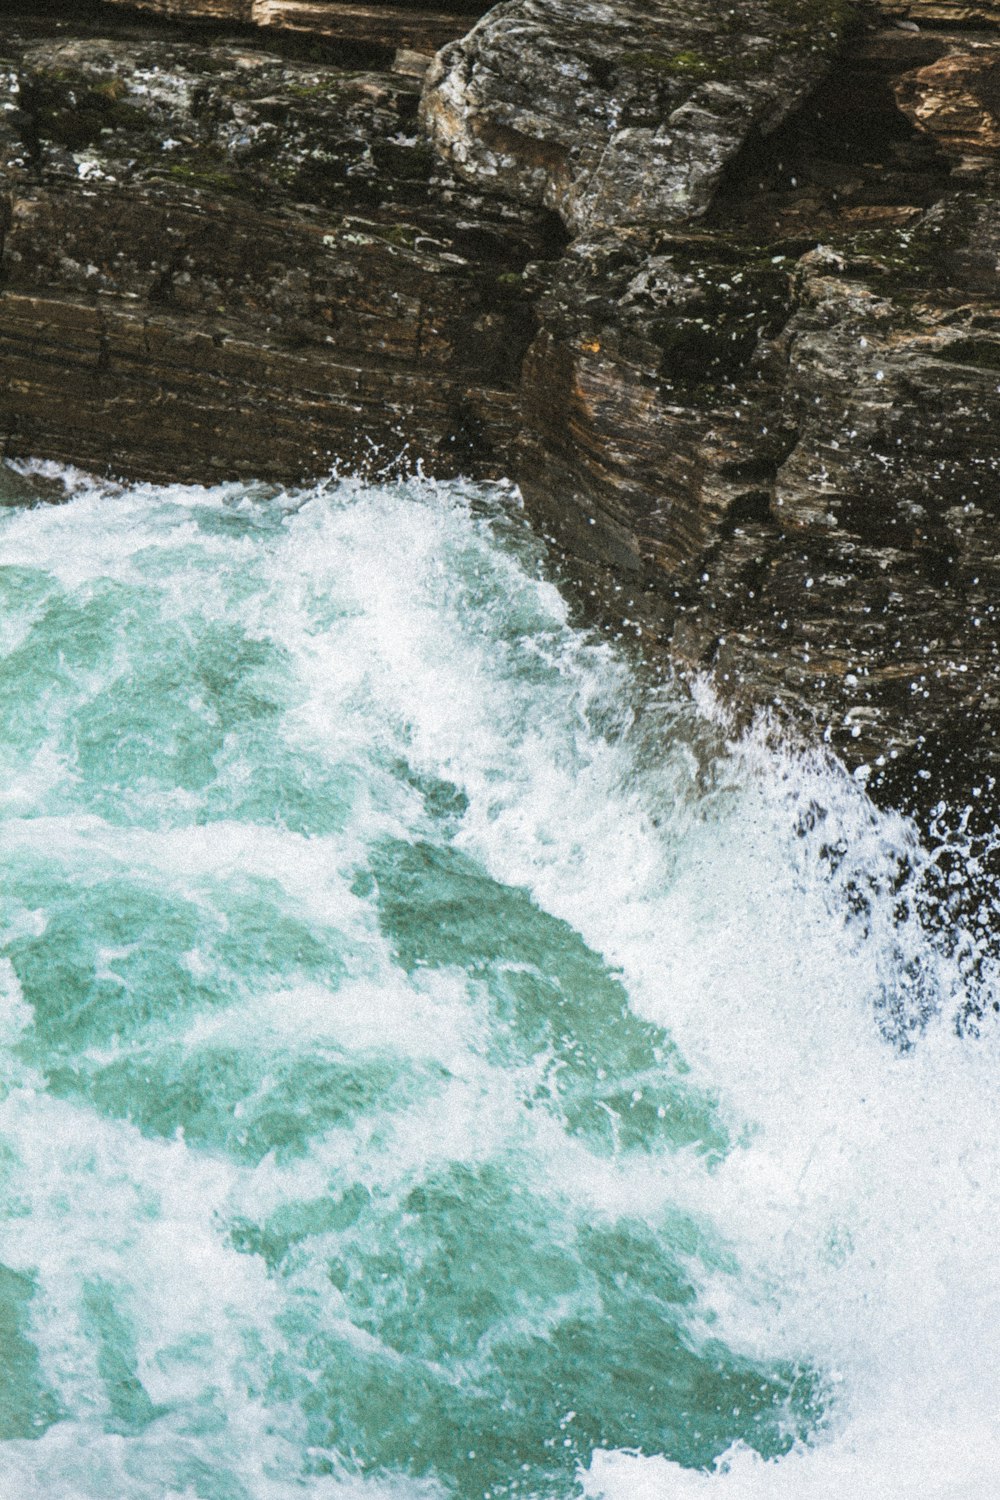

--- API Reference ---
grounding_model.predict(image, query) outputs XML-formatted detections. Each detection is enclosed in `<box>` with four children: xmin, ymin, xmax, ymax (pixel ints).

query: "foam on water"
<box><xmin>0</xmin><ymin>462</ymin><xmax>996</xmax><ymax>1499</ymax></box>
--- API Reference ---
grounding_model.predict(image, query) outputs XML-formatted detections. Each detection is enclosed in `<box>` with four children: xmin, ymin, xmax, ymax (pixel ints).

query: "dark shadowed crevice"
<box><xmin>708</xmin><ymin>28</ymin><xmax>954</xmax><ymax>247</ymax></box>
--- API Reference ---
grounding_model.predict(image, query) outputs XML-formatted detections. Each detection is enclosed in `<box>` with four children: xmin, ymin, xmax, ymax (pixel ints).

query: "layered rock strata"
<box><xmin>426</xmin><ymin>0</ymin><xmax>1000</xmax><ymax>805</ymax></box>
<box><xmin>0</xmin><ymin>17</ymin><xmax>560</xmax><ymax>481</ymax></box>
<box><xmin>421</xmin><ymin>0</ymin><xmax>851</xmax><ymax>233</ymax></box>
<box><xmin>100</xmin><ymin>0</ymin><xmax>486</xmax><ymax>56</ymax></box>
<box><xmin>3</xmin><ymin>0</ymin><xmax>1000</xmax><ymax>812</ymax></box>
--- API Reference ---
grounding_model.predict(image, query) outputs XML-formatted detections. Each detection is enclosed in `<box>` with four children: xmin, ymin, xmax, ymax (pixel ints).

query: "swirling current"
<box><xmin>0</xmin><ymin>462</ymin><xmax>996</xmax><ymax>1499</ymax></box>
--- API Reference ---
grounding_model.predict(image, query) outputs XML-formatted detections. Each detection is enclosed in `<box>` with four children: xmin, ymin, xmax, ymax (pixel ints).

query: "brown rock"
<box><xmin>251</xmin><ymin>2</ymin><xmax>473</xmax><ymax>53</ymax></box>
<box><xmin>0</xmin><ymin>25</ymin><xmax>559</xmax><ymax>482</ymax></box>
<box><xmin>896</xmin><ymin>46</ymin><xmax>1000</xmax><ymax>155</ymax></box>
<box><xmin>878</xmin><ymin>1</ymin><xmax>1000</xmax><ymax>24</ymax></box>
<box><xmin>508</xmin><ymin>17</ymin><xmax>1000</xmax><ymax>805</ymax></box>
<box><xmin>101</xmin><ymin>0</ymin><xmax>253</xmax><ymax>20</ymax></box>
<box><xmin>100</xmin><ymin>0</ymin><xmax>481</xmax><ymax>53</ymax></box>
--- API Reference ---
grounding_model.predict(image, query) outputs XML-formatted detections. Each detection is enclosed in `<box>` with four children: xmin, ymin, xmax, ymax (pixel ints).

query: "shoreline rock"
<box><xmin>0</xmin><ymin>18</ymin><xmax>561</xmax><ymax>480</ymax></box>
<box><xmin>3</xmin><ymin>0</ymin><xmax>1000</xmax><ymax>820</ymax></box>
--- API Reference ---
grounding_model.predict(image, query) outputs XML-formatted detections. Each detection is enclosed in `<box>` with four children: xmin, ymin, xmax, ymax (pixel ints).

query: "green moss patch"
<box><xmin>618</xmin><ymin>49</ymin><xmax>721</xmax><ymax>79</ymax></box>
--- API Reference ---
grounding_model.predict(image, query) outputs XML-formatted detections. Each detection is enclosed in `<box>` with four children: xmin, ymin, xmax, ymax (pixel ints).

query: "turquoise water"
<box><xmin>0</xmin><ymin>464</ymin><xmax>996</xmax><ymax>1500</ymax></box>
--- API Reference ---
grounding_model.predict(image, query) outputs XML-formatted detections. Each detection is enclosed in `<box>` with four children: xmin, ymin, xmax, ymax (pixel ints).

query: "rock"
<box><xmin>507</xmin><ymin>11</ymin><xmax>1000</xmax><ymax>807</ymax></box>
<box><xmin>6</xmin><ymin>0</ymin><xmax>1000</xmax><ymax>825</ymax></box>
<box><xmin>251</xmin><ymin>2</ymin><xmax>476</xmax><ymax>54</ymax></box>
<box><xmin>102</xmin><ymin>0</ymin><xmax>253</xmax><ymax>20</ymax></box>
<box><xmin>421</xmin><ymin>0</ymin><xmax>855</xmax><ymax>235</ymax></box>
<box><xmin>895</xmin><ymin>43</ymin><xmax>1000</xmax><ymax>157</ymax></box>
<box><xmin>712</xmin><ymin>232</ymin><xmax>1000</xmax><ymax>774</ymax></box>
<box><xmin>0</xmin><ymin>22</ymin><xmax>560</xmax><ymax>482</ymax></box>
<box><xmin>100</xmin><ymin>0</ymin><xmax>485</xmax><ymax>55</ymax></box>
<box><xmin>879</xmin><ymin>1</ymin><xmax>1000</xmax><ymax>24</ymax></box>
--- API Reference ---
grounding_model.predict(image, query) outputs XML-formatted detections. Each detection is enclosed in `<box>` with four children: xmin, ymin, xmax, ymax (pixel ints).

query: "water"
<box><xmin>0</xmin><ymin>461</ymin><xmax>996</xmax><ymax>1500</ymax></box>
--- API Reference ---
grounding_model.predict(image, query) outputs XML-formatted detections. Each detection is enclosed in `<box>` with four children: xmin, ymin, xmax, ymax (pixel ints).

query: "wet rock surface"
<box><xmin>4</xmin><ymin>0</ymin><xmax>1000</xmax><ymax>810</ymax></box>
<box><xmin>0</xmin><ymin>10</ymin><xmax>559</xmax><ymax>480</ymax></box>
<box><xmin>492</xmin><ymin>2</ymin><xmax>1000</xmax><ymax>807</ymax></box>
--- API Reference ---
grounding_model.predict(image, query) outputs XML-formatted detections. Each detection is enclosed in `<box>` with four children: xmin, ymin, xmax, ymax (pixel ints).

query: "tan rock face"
<box><xmin>896</xmin><ymin>47</ymin><xmax>1000</xmax><ymax>156</ymax></box>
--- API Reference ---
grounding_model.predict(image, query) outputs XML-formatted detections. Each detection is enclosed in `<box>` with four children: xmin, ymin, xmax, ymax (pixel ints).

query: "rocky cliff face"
<box><xmin>421</xmin><ymin>0</ymin><xmax>849</xmax><ymax>232</ymax></box>
<box><xmin>0</xmin><ymin>4</ymin><xmax>561</xmax><ymax>480</ymax></box>
<box><xmin>3</xmin><ymin>0</ymin><xmax>1000</xmax><ymax>817</ymax></box>
<box><xmin>100</xmin><ymin>0</ymin><xmax>485</xmax><ymax>54</ymax></box>
<box><xmin>426</xmin><ymin>0</ymin><xmax>1000</xmax><ymax>812</ymax></box>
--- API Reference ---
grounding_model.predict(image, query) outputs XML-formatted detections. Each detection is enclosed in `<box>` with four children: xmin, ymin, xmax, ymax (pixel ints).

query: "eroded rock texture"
<box><xmin>3</xmin><ymin>0</ymin><xmax>1000</xmax><ymax>811</ymax></box>
<box><xmin>0</xmin><ymin>16</ymin><xmax>559</xmax><ymax>480</ymax></box>
<box><xmin>439</xmin><ymin>0</ymin><xmax>1000</xmax><ymax>803</ymax></box>
<box><xmin>421</xmin><ymin>0</ymin><xmax>851</xmax><ymax>233</ymax></box>
<box><xmin>101</xmin><ymin>0</ymin><xmax>484</xmax><ymax>55</ymax></box>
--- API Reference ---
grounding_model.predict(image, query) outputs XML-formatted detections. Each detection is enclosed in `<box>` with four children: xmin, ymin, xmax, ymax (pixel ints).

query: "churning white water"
<box><xmin>0</xmin><ymin>462</ymin><xmax>995</xmax><ymax>1500</ymax></box>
